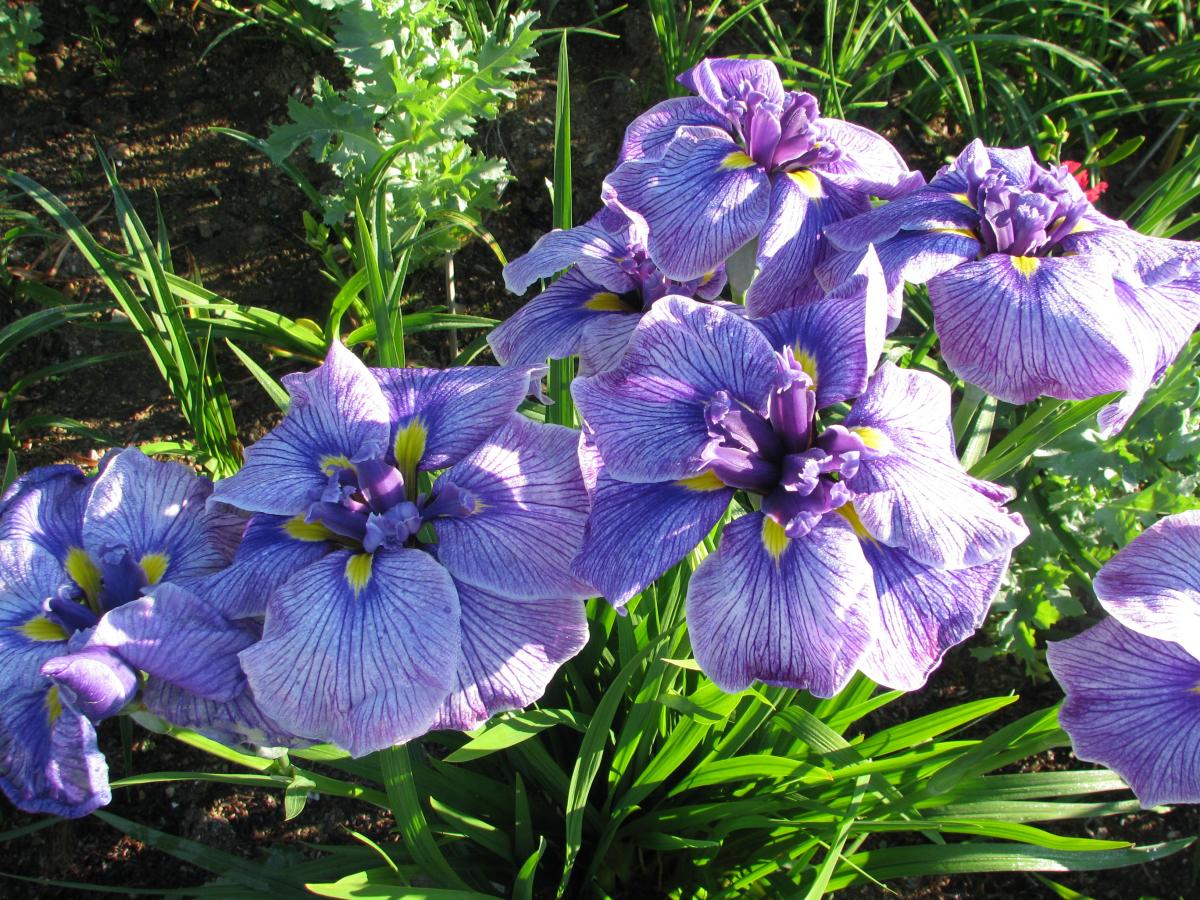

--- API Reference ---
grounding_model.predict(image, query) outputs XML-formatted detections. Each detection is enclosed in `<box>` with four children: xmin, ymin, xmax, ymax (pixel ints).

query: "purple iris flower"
<box><xmin>821</xmin><ymin>139</ymin><xmax>1200</xmax><ymax>435</ymax></box>
<box><xmin>208</xmin><ymin>343</ymin><xmax>591</xmax><ymax>757</ymax></box>
<box><xmin>1048</xmin><ymin>511</ymin><xmax>1200</xmax><ymax>807</ymax></box>
<box><xmin>605</xmin><ymin>57</ymin><xmax>922</xmax><ymax>314</ymax></box>
<box><xmin>491</xmin><ymin>203</ymin><xmax>728</xmax><ymax>375</ymax></box>
<box><xmin>0</xmin><ymin>449</ymin><xmax>258</xmax><ymax>818</ymax></box>
<box><xmin>572</xmin><ymin>252</ymin><xmax>1027</xmax><ymax>695</ymax></box>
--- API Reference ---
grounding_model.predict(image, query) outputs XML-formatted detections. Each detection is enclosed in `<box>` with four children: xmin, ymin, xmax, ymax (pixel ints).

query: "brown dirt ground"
<box><xmin>0</xmin><ymin>1</ymin><xmax>1196</xmax><ymax>897</ymax></box>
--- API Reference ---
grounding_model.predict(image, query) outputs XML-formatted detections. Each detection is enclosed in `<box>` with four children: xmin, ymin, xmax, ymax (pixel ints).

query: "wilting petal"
<box><xmin>87</xmin><ymin>582</ymin><xmax>256</xmax><ymax>701</ymax></box>
<box><xmin>753</xmin><ymin>247</ymin><xmax>887</xmax><ymax>407</ymax></box>
<box><xmin>577</xmin><ymin>312</ymin><xmax>641</xmax><ymax>376</ymax></box>
<box><xmin>844</xmin><ymin>364</ymin><xmax>1028</xmax><ymax>569</ymax></box>
<box><xmin>858</xmin><ymin>542</ymin><xmax>1007</xmax><ymax>690</ymax></box>
<box><xmin>606</xmin><ymin>126</ymin><xmax>771</xmax><ymax>282</ymax></box>
<box><xmin>242</xmin><ymin>547</ymin><xmax>459</xmax><ymax>757</ymax></box>
<box><xmin>433</xmin><ymin>415</ymin><xmax>590</xmax><ymax>600</ymax></box>
<box><xmin>679</xmin><ymin>58</ymin><xmax>785</xmax><ymax>110</ymax></box>
<box><xmin>1048</xmin><ymin>618</ymin><xmax>1200</xmax><ymax>808</ymax></box>
<box><xmin>745</xmin><ymin>171</ymin><xmax>871</xmax><ymax>315</ymax></box>
<box><xmin>489</xmin><ymin>269</ymin><xmax>634</xmax><ymax>368</ymax></box>
<box><xmin>573</xmin><ymin>467</ymin><xmax>733</xmax><ymax>609</ymax></box>
<box><xmin>41</xmin><ymin>648</ymin><xmax>138</xmax><ymax>721</ymax></box>
<box><xmin>503</xmin><ymin>215</ymin><xmax>635</xmax><ymax>295</ymax></box>
<box><xmin>431</xmin><ymin>579</ymin><xmax>588</xmax><ymax>731</ymax></box>
<box><xmin>83</xmin><ymin>448</ymin><xmax>241</xmax><ymax>586</ymax></box>
<box><xmin>1062</xmin><ymin>222</ymin><xmax>1200</xmax><ymax>288</ymax></box>
<box><xmin>573</xmin><ymin>296</ymin><xmax>778</xmax><ymax>483</ymax></box>
<box><xmin>618</xmin><ymin>96</ymin><xmax>729</xmax><ymax>164</ymax></box>
<box><xmin>212</xmin><ymin>342</ymin><xmax>390</xmax><ymax>516</ymax></box>
<box><xmin>688</xmin><ymin>512</ymin><xmax>878</xmax><ymax>695</ymax></box>
<box><xmin>929</xmin><ymin>253</ymin><xmax>1137</xmax><ymax>404</ymax></box>
<box><xmin>0</xmin><ymin>685</ymin><xmax>109</xmax><ymax>817</ymax></box>
<box><xmin>1091</xmin><ymin>511</ymin><xmax>1200</xmax><ymax>658</ymax></box>
<box><xmin>824</xmin><ymin>189</ymin><xmax>979</xmax><ymax>250</ymax></box>
<box><xmin>812</xmin><ymin>120</ymin><xmax>926</xmax><ymax>198</ymax></box>
<box><xmin>374</xmin><ymin>367</ymin><xmax>534</xmax><ymax>473</ymax></box>
<box><xmin>0</xmin><ymin>464</ymin><xmax>90</xmax><ymax>561</ymax></box>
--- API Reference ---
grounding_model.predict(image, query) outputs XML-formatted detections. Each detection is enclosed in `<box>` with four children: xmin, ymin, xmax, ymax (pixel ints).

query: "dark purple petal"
<box><xmin>617</xmin><ymin>96</ymin><xmax>730</xmax><ymax>164</ymax></box>
<box><xmin>241</xmin><ymin>547</ymin><xmax>460</xmax><ymax>757</ymax></box>
<box><xmin>572</xmin><ymin>296</ymin><xmax>778</xmax><ymax>483</ymax></box>
<box><xmin>0</xmin><ymin>464</ymin><xmax>90</xmax><ymax>562</ymax></box>
<box><xmin>431</xmin><ymin>579</ymin><xmax>588</xmax><ymax>731</ymax></box>
<box><xmin>605</xmin><ymin>126</ymin><xmax>772</xmax><ymax>282</ymax></box>
<box><xmin>1092</xmin><ymin>511</ymin><xmax>1200</xmax><ymax>658</ymax></box>
<box><xmin>212</xmin><ymin>342</ymin><xmax>390</xmax><ymax>516</ymax></box>
<box><xmin>929</xmin><ymin>253</ymin><xmax>1137</xmax><ymax>405</ymax></box>
<box><xmin>433</xmin><ymin>415</ymin><xmax>591</xmax><ymax>600</ymax></box>
<box><xmin>1048</xmin><ymin>618</ymin><xmax>1200</xmax><ymax>808</ymax></box>
<box><xmin>687</xmin><ymin>512</ymin><xmax>878</xmax><ymax>695</ymax></box>
<box><xmin>572</xmin><ymin>465</ymin><xmax>732</xmax><ymax>609</ymax></box>
<box><xmin>859</xmin><ymin>543</ymin><xmax>1007</xmax><ymax>690</ymax></box>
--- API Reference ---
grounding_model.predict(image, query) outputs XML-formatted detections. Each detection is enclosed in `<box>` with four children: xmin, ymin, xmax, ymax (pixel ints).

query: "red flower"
<box><xmin>1063</xmin><ymin>160</ymin><xmax>1108</xmax><ymax>202</ymax></box>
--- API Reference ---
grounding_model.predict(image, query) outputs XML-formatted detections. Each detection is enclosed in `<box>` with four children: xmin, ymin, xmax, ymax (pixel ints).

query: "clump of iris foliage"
<box><xmin>0</xmin><ymin>0</ymin><xmax>41</xmax><ymax>88</ymax></box>
<box><xmin>1</xmin><ymin>1</ymin><xmax>1200</xmax><ymax>897</ymax></box>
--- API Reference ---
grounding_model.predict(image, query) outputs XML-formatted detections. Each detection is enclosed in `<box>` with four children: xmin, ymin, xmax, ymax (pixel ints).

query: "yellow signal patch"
<box><xmin>345</xmin><ymin>553</ymin><xmax>374</xmax><ymax>596</ymax></box>
<box><xmin>584</xmin><ymin>292</ymin><xmax>628</xmax><ymax>312</ymax></box>
<box><xmin>1011</xmin><ymin>256</ymin><xmax>1039</xmax><ymax>276</ymax></box>
<box><xmin>139</xmin><ymin>552</ymin><xmax>169</xmax><ymax>586</ymax></box>
<box><xmin>283</xmin><ymin>515</ymin><xmax>336</xmax><ymax>543</ymax></box>
<box><xmin>65</xmin><ymin>547</ymin><xmax>101</xmax><ymax>604</ymax></box>
<box><xmin>319</xmin><ymin>454</ymin><xmax>354</xmax><ymax>476</ymax></box>
<box><xmin>788</xmin><ymin>169</ymin><xmax>823</xmax><ymax>198</ymax></box>
<box><xmin>720</xmin><ymin>150</ymin><xmax>757</xmax><ymax>170</ymax></box>
<box><xmin>850</xmin><ymin>426</ymin><xmax>891</xmax><ymax>453</ymax></box>
<box><xmin>836</xmin><ymin>503</ymin><xmax>876</xmax><ymax>543</ymax></box>
<box><xmin>19</xmin><ymin>616</ymin><xmax>69</xmax><ymax>642</ymax></box>
<box><xmin>393</xmin><ymin>418</ymin><xmax>428</xmax><ymax>482</ymax></box>
<box><xmin>761</xmin><ymin>516</ymin><xmax>789</xmax><ymax>563</ymax></box>
<box><xmin>675</xmin><ymin>470</ymin><xmax>727</xmax><ymax>492</ymax></box>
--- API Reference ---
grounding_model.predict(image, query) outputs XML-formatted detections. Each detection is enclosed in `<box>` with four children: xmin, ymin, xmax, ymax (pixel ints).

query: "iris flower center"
<box><xmin>719</xmin><ymin>84</ymin><xmax>840</xmax><ymax>174</ymax></box>
<box><xmin>966</xmin><ymin>163</ymin><xmax>1089</xmax><ymax>257</ymax></box>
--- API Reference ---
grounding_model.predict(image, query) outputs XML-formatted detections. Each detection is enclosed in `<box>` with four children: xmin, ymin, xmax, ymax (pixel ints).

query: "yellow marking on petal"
<box><xmin>761</xmin><ymin>516</ymin><xmax>790</xmax><ymax>563</ymax></box>
<box><xmin>46</xmin><ymin>686</ymin><xmax>63</xmax><ymax>724</ymax></box>
<box><xmin>65</xmin><ymin>547</ymin><xmax>101</xmax><ymax>605</ymax></box>
<box><xmin>720</xmin><ymin>150</ymin><xmax>757</xmax><ymax>170</ymax></box>
<box><xmin>675</xmin><ymin>470</ymin><xmax>727</xmax><ymax>492</ymax></box>
<box><xmin>393</xmin><ymin>418</ymin><xmax>428</xmax><ymax>481</ymax></box>
<box><xmin>787</xmin><ymin>169</ymin><xmax>824</xmax><ymax>198</ymax></box>
<box><xmin>1011</xmin><ymin>256</ymin><xmax>1039</xmax><ymax>277</ymax></box>
<box><xmin>700</xmin><ymin>270</ymin><xmax>716</xmax><ymax>285</ymax></box>
<box><xmin>319</xmin><ymin>454</ymin><xmax>354</xmax><ymax>476</ymax></box>
<box><xmin>950</xmin><ymin>192</ymin><xmax>974</xmax><ymax>209</ymax></box>
<box><xmin>139</xmin><ymin>552</ymin><xmax>169</xmax><ymax>586</ymax></box>
<box><xmin>1192</xmin><ymin>683</ymin><xmax>1200</xmax><ymax>695</ymax></box>
<box><xmin>1070</xmin><ymin>220</ymin><xmax>1094</xmax><ymax>235</ymax></box>
<box><xmin>932</xmin><ymin>227</ymin><xmax>979</xmax><ymax>239</ymax></box>
<box><xmin>283</xmin><ymin>515</ymin><xmax>336</xmax><ymax>542</ymax></box>
<box><xmin>792</xmin><ymin>345</ymin><xmax>819</xmax><ymax>386</ymax></box>
<box><xmin>584</xmin><ymin>291</ymin><xmax>628</xmax><ymax>312</ymax></box>
<box><xmin>836</xmin><ymin>503</ymin><xmax>877</xmax><ymax>544</ymax></box>
<box><xmin>850</xmin><ymin>426</ymin><xmax>891</xmax><ymax>453</ymax></box>
<box><xmin>345</xmin><ymin>553</ymin><xmax>374</xmax><ymax>597</ymax></box>
<box><xmin>18</xmin><ymin>616</ymin><xmax>68</xmax><ymax>642</ymax></box>
<box><xmin>473</xmin><ymin>497</ymin><xmax>487</xmax><ymax>514</ymax></box>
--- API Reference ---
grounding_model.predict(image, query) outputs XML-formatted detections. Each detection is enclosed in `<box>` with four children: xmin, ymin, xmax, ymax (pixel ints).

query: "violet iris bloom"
<box><xmin>491</xmin><ymin>203</ymin><xmax>727</xmax><ymax>375</ymax></box>
<box><xmin>209</xmin><ymin>344</ymin><xmax>591</xmax><ymax>757</ymax></box>
<box><xmin>572</xmin><ymin>254</ymin><xmax>1026</xmax><ymax>695</ymax></box>
<box><xmin>822</xmin><ymin>139</ymin><xmax>1200</xmax><ymax>435</ymax></box>
<box><xmin>605</xmin><ymin>57</ymin><xmax>922</xmax><ymax>313</ymax></box>
<box><xmin>1048</xmin><ymin>511</ymin><xmax>1200</xmax><ymax>807</ymax></box>
<box><xmin>0</xmin><ymin>449</ymin><xmax>254</xmax><ymax>817</ymax></box>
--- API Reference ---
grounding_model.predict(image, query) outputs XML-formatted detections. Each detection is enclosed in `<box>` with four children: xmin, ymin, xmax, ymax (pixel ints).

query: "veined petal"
<box><xmin>679</xmin><ymin>58</ymin><xmax>785</xmax><ymax>110</ymax></box>
<box><xmin>744</xmin><ymin>170</ymin><xmax>871</xmax><ymax>316</ymax></box>
<box><xmin>87</xmin><ymin>582</ymin><xmax>257</xmax><ymax>702</ymax></box>
<box><xmin>1091</xmin><ymin>511</ymin><xmax>1200</xmax><ymax>658</ymax></box>
<box><xmin>489</xmin><ymin>269</ymin><xmax>633</xmax><ymax>368</ymax></box>
<box><xmin>573</xmin><ymin>467</ymin><xmax>732</xmax><ymax>609</ymax></box>
<box><xmin>241</xmin><ymin>547</ymin><xmax>460</xmax><ymax>757</ymax></box>
<box><xmin>0</xmin><ymin>683</ymin><xmax>108</xmax><ymax>817</ymax></box>
<box><xmin>211</xmin><ymin>342</ymin><xmax>390</xmax><ymax>516</ymax></box>
<box><xmin>823</xmin><ymin>189</ymin><xmax>979</xmax><ymax>250</ymax></box>
<box><xmin>844</xmin><ymin>364</ymin><xmax>1029</xmax><ymax>569</ymax></box>
<box><xmin>83</xmin><ymin>448</ymin><xmax>243</xmax><ymax>587</ymax></box>
<box><xmin>688</xmin><ymin>512</ymin><xmax>878</xmax><ymax>696</ymax></box>
<box><xmin>1048</xmin><ymin>619</ymin><xmax>1200</xmax><ymax>808</ymax></box>
<box><xmin>1062</xmin><ymin>222</ymin><xmax>1200</xmax><ymax>288</ymax></box>
<box><xmin>41</xmin><ymin>647</ymin><xmax>138</xmax><ymax>721</ymax></box>
<box><xmin>0</xmin><ymin>464</ymin><xmax>90</xmax><ymax>562</ymax></box>
<box><xmin>929</xmin><ymin>253</ymin><xmax>1137</xmax><ymax>405</ymax></box>
<box><xmin>617</xmin><ymin>96</ymin><xmax>730</xmax><ymax>164</ymax></box>
<box><xmin>503</xmin><ymin>214</ymin><xmax>635</xmax><ymax>295</ymax></box>
<box><xmin>0</xmin><ymin>542</ymin><xmax>72</xmax><ymax>679</ymax></box>
<box><xmin>143</xmin><ymin>677</ymin><xmax>300</xmax><ymax>749</ymax></box>
<box><xmin>605</xmin><ymin>126</ymin><xmax>771</xmax><ymax>282</ymax></box>
<box><xmin>374</xmin><ymin>366</ymin><xmax>534</xmax><ymax>473</ymax></box>
<box><xmin>811</xmin><ymin>120</ymin><xmax>926</xmax><ymax>199</ymax></box>
<box><xmin>577</xmin><ymin>312</ymin><xmax>641</xmax><ymax>376</ymax></box>
<box><xmin>433</xmin><ymin>415</ymin><xmax>591</xmax><ymax>600</ymax></box>
<box><xmin>859</xmin><ymin>543</ymin><xmax>1007</xmax><ymax>690</ymax></box>
<box><xmin>753</xmin><ymin>246</ymin><xmax>887</xmax><ymax>407</ymax></box>
<box><xmin>573</xmin><ymin>296</ymin><xmax>778</xmax><ymax>483</ymax></box>
<box><xmin>431</xmin><ymin>579</ymin><xmax>588</xmax><ymax>731</ymax></box>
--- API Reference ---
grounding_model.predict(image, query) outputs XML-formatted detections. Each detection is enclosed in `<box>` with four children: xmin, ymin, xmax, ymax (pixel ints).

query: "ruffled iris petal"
<box><xmin>573</xmin><ymin>465</ymin><xmax>732</xmax><ymax>609</ymax></box>
<box><xmin>1048</xmin><ymin>618</ymin><xmax>1200</xmax><ymax>808</ymax></box>
<box><xmin>605</xmin><ymin>125</ymin><xmax>771</xmax><ymax>282</ymax></box>
<box><xmin>431</xmin><ymin>579</ymin><xmax>588</xmax><ymax>731</ymax></box>
<box><xmin>929</xmin><ymin>253</ymin><xmax>1137</xmax><ymax>405</ymax></box>
<box><xmin>858</xmin><ymin>542</ymin><xmax>1008</xmax><ymax>690</ymax></box>
<box><xmin>678</xmin><ymin>58</ymin><xmax>785</xmax><ymax>110</ymax></box>
<box><xmin>1062</xmin><ymin>222</ymin><xmax>1200</xmax><ymax>289</ymax></box>
<box><xmin>1091</xmin><ymin>511</ymin><xmax>1200</xmax><ymax>658</ymax></box>
<box><xmin>573</xmin><ymin>296</ymin><xmax>778</xmax><ymax>483</ymax></box>
<box><xmin>433</xmin><ymin>415</ymin><xmax>590</xmax><ymax>600</ymax></box>
<box><xmin>617</xmin><ymin>96</ymin><xmax>729</xmax><ymax>164</ymax></box>
<box><xmin>811</xmin><ymin>119</ymin><xmax>925</xmax><ymax>199</ymax></box>
<box><xmin>687</xmin><ymin>512</ymin><xmax>878</xmax><ymax>696</ymax></box>
<box><xmin>211</xmin><ymin>342</ymin><xmax>391</xmax><ymax>516</ymax></box>
<box><xmin>241</xmin><ymin>547</ymin><xmax>460</xmax><ymax>757</ymax></box>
